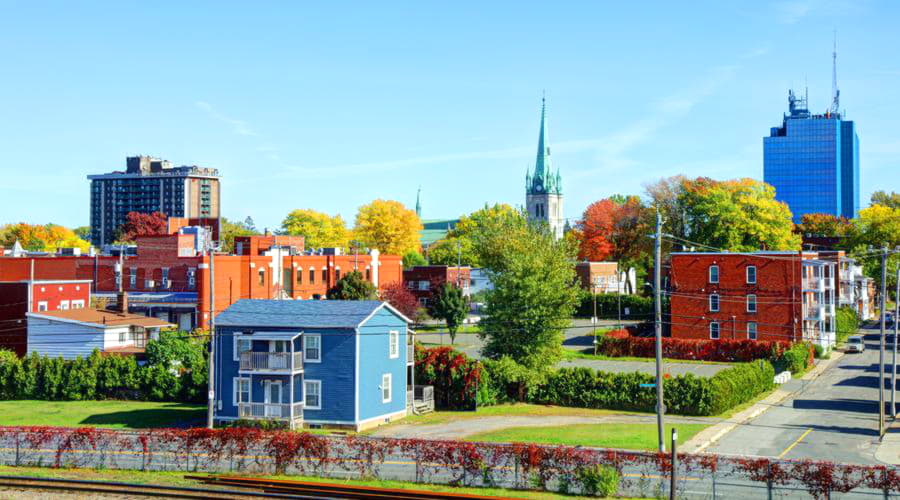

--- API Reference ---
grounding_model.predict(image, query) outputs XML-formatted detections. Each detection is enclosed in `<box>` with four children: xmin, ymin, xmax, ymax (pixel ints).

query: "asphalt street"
<box><xmin>707</xmin><ymin>325</ymin><xmax>896</xmax><ymax>465</ymax></box>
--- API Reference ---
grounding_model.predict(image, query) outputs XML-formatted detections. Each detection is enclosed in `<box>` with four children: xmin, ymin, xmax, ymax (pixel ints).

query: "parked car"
<box><xmin>846</xmin><ymin>335</ymin><xmax>865</xmax><ymax>353</ymax></box>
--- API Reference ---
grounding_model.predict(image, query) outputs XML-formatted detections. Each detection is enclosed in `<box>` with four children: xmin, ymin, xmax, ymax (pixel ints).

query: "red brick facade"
<box><xmin>669</xmin><ymin>252</ymin><xmax>836</xmax><ymax>346</ymax></box>
<box><xmin>402</xmin><ymin>266</ymin><xmax>471</xmax><ymax>307</ymax></box>
<box><xmin>0</xmin><ymin>279</ymin><xmax>91</xmax><ymax>356</ymax></box>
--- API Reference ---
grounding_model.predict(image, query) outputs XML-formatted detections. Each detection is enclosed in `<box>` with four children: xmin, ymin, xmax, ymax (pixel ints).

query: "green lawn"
<box><xmin>414</xmin><ymin>324</ymin><xmax>482</xmax><ymax>335</ymax></box>
<box><xmin>0</xmin><ymin>400</ymin><xmax>205</xmax><ymax>429</ymax></box>
<box><xmin>0</xmin><ymin>466</ymin><xmax>618</xmax><ymax>499</ymax></box>
<box><xmin>377</xmin><ymin>403</ymin><xmax>646</xmax><ymax>429</ymax></box>
<box><xmin>467</xmin><ymin>423</ymin><xmax>708</xmax><ymax>451</ymax></box>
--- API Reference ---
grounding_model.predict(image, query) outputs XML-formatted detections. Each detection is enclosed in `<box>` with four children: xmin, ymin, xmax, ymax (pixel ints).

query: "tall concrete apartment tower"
<box><xmin>525</xmin><ymin>97</ymin><xmax>564</xmax><ymax>239</ymax></box>
<box><xmin>88</xmin><ymin>156</ymin><xmax>221</xmax><ymax>246</ymax></box>
<box><xmin>763</xmin><ymin>42</ymin><xmax>859</xmax><ymax>223</ymax></box>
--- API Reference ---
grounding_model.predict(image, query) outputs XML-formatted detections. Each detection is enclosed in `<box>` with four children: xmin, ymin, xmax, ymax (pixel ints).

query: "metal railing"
<box><xmin>407</xmin><ymin>385</ymin><xmax>434</xmax><ymax>408</ymax></box>
<box><xmin>237</xmin><ymin>402</ymin><xmax>304</xmax><ymax>420</ymax></box>
<box><xmin>239</xmin><ymin>351</ymin><xmax>303</xmax><ymax>372</ymax></box>
<box><xmin>803</xmin><ymin>304</ymin><xmax>824</xmax><ymax>321</ymax></box>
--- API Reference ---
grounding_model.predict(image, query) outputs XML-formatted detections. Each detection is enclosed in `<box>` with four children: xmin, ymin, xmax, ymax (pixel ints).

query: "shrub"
<box><xmin>773</xmin><ymin>343</ymin><xmax>813</xmax><ymax>375</ymax></box>
<box><xmin>836</xmin><ymin>306</ymin><xmax>860</xmax><ymax>344</ymax></box>
<box><xmin>597</xmin><ymin>329</ymin><xmax>790</xmax><ymax>362</ymax></box>
<box><xmin>576</xmin><ymin>292</ymin><xmax>654</xmax><ymax>319</ymax></box>
<box><xmin>707</xmin><ymin>360</ymin><xmax>775</xmax><ymax>415</ymax></box>
<box><xmin>414</xmin><ymin>345</ymin><xmax>482</xmax><ymax>410</ymax></box>
<box><xmin>577</xmin><ymin>464</ymin><xmax>619</xmax><ymax>497</ymax></box>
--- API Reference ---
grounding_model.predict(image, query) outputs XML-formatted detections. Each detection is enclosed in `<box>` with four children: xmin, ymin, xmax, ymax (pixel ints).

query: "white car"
<box><xmin>846</xmin><ymin>336</ymin><xmax>865</xmax><ymax>353</ymax></box>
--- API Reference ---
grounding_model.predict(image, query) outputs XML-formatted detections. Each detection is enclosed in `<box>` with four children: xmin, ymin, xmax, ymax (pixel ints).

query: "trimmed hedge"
<box><xmin>836</xmin><ymin>306</ymin><xmax>860</xmax><ymax>344</ymax></box>
<box><xmin>575</xmin><ymin>293</ymin><xmax>655</xmax><ymax>319</ymax></box>
<box><xmin>529</xmin><ymin>361</ymin><xmax>774</xmax><ymax>417</ymax></box>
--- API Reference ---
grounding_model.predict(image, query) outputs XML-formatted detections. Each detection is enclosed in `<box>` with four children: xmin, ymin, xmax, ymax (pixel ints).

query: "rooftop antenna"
<box><xmin>831</xmin><ymin>30</ymin><xmax>840</xmax><ymax>116</ymax></box>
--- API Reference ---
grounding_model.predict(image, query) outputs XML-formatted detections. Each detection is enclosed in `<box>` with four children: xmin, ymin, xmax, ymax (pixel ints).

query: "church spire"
<box><xmin>534</xmin><ymin>95</ymin><xmax>550</xmax><ymax>184</ymax></box>
<box><xmin>415</xmin><ymin>186</ymin><xmax>422</xmax><ymax>218</ymax></box>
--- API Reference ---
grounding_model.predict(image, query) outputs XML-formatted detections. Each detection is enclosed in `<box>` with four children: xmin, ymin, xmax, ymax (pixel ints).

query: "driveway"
<box><xmin>706</xmin><ymin>325</ymin><xmax>889</xmax><ymax>464</ymax></box>
<box><xmin>371</xmin><ymin>414</ymin><xmax>718</xmax><ymax>440</ymax></box>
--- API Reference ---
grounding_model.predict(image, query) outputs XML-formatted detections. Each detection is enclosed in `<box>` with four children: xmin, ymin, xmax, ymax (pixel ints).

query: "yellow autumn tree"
<box><xmin>0</xmin><ymin>223</ymin><xmax>90</xmax><ymax>252</ymax></box>
<box><xmin>280</xmin><ymin>209</ymin><xmax>351</xmax><ymax>249</ymax></box>
<box><xmin>353</xmin><ymin>200</ymin><xmax>423</xmax><ymax>256</ymax></box>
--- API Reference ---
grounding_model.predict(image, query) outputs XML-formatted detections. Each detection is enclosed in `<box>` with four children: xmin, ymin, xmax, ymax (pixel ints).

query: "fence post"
<box><xmin>712</xmin><ymin>467</ymin><xmax>717</xmax><ymax>500</ymax></box>
<box><xmin>767</xmin><ymin>461</ymin><xmax>773</xmax><ymax>500</ymax></box>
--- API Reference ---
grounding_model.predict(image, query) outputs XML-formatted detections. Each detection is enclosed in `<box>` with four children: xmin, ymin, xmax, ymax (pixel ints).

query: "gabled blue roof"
<box><xmin>215</xmin><ymin>299</ymin><xmax>405</xmax><ymax>329</ymax></box>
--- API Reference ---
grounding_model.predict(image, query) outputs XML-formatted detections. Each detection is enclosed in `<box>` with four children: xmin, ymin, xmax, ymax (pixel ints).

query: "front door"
<box><xmin>269</xmin><ymin>341</ymin><xmax>288</xmax><ymax>369</ymax></box>
<box><xmin>264</xmin><ymin>381</ymin><xmax>282</xmax><ymax>417</ymax></box>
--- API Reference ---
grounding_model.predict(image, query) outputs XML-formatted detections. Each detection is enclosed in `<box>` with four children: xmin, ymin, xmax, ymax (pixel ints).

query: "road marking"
<box><xmin>777</xmin><ymin>428</ymin><xmax>813</xmax><ymax>459</ymax></box>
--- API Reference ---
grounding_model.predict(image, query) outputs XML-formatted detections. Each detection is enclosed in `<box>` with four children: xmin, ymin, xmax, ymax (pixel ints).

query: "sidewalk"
<box><xmin>681</xmin><ymin>351</ymin><xmax>844</xmax><ymax>454</ymax></box>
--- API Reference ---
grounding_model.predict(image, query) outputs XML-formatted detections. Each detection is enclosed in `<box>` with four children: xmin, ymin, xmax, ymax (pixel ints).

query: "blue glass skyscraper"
<box><xmin>763</xmin><ymin>90</ymin><xmax>859</xmax><ymax>223</ymax></box>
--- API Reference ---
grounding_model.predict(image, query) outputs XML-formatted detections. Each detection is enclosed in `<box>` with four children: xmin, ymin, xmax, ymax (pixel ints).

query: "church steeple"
<box><xmin>415</xmin><ymin>186</ymin><xmax>422</xmax><ymax>218</ymax></box>
<box><xmin>527</xmin><ymin>96</ymin><xmax>561</xmax><ymax>195</ymax></box>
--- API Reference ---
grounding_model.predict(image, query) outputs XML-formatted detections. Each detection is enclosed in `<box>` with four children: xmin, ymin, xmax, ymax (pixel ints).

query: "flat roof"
<box><xmin>27</xmin><ymin>309</ymin><xmax>173</xmax><ymax>329</ymax></box>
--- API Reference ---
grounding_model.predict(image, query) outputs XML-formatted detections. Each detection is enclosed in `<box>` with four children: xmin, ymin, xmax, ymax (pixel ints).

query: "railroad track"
<box><xmin>0</xmin><ymin>475</ymin><xmax>307</xmax><ymax>499</ymax></box>
<box><xmin>186</xmin><ymin>475</ymin><xmax>512</xmax><ymax>499</ymax></box>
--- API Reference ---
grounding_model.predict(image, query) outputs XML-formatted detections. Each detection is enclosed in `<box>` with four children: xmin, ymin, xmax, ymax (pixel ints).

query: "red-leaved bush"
<box><xmin>599</xmin><ymin>329</ymin><xmax>790</xmax><ymax>362</ymax></box>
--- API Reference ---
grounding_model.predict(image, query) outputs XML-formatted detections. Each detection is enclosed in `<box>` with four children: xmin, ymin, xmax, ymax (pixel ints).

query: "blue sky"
<box><xmin>1</xmin><ymin>1</ymin><xmax>897</xmax><ymax>230</ymax></box>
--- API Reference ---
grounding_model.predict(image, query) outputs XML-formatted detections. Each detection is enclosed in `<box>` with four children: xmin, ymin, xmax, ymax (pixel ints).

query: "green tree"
<box><xmin>427</xmin><ymin>204</ymin><xmax>522</xmax><ymax>267</ymax></box>
<box><xmin>430</xmin><ymin>282</ymin><xmax>468</xmax><ymax>344</ymax></box>
<box><xmin>680</xmin><ymin>177</ymin><xmax>801</xmax><ymax>251</ymax></box>
<box><xmin>402</xmin><ymin>250</ymin><xmax>427</xmax><ymax>269</ymax></box>
<box><xmin>846</xmin><ymin>204</ymin><xmax>900</xmax><ymax>293</ymax></box>
<box><xmin>144</xmin><ymin>329</ymin><xmax>208</xmax><ymax>402</ymax></box>
<box><xmin>327</xmin><ymin>270</ymin><xmax>377</xmax><ymax>300</ymax></box>
<box><xmin>219</xmin><ymin>217</ymin><xmax>256</xmax><ymax>253</ymax></box>
<box><xmin>797</xmin><ymin>213</ymin><xmax>854</xmax><ymax>237</ymax></box>
<box><xmin>427</xmin><ymin>236</ymin><xmax>477</xmax><ymax>267</ymax></box>
<box><xmin>73</xmin><ymin>226</ymin><xmax>91</xmax><ymax>241</ymax></box>
<box><xmin>477</xmin><ymin>216</ymin><xmax>579</xmax><ymax>372</ymax></box>
<box><xmin>281</xmin><ymin>208</ymin><xmax>351</xmax><ymax>249</ymax></box>
<box><xmin>871</xmin><ymin>191</ymin><xmax>900</xmax><ymax>209</ymax></box>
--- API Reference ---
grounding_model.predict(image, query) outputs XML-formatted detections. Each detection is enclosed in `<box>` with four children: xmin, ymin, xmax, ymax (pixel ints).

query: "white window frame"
<box><xmin>129</xmin><ymin>268</ymin><xmax>137</xmax><ymax>287</ymax></box>
<box><xmin>233</xmin><ymin>334</ymin><xmax>252</xmax><ymax>361</ymax></box>
<box><xmin>709</xmin><ymin>294</ymin><xmax>720</xmax><ymax>312</ymax></box>
<box><xmin>303</xmin><ymin>334</ymin><xmax>321</xmax><ymax>363</ymax></box>
<box><xmin>188</xmin><ymin>268</ymin><xmax>196</xmax><ymax>287</ymax></box>
<box><xmin>71</xmin><ymin>300</ymin><xmax>85</xmax><ymax>309</ymax></box>
<box><xmin>233</xmin><ymin>377</ymin><xmax>250</xmax><ymax>406</ymax></box>
<box><xmin>747</xmin><ymin>321</ymin><xmax>758</xmax><ymax>340</ymax></box>
<box><xmin>709</xmin><ymin>321</ymin><xmax>720</xmax><ymax>340</ymax></box>
<box><xmin>381</xmin><ymin>373</ymin><xmax>392</xmax><ymax>403</ymax></box>
<box><xmin>709</xmin><ymin>265</ymin><xmax>719</xmax><ymax>284</ymax></box>
<box><xmin>747</xmin><ymin>294</ymin><xmax>757</xmax><ymax>313</ymax></box>
<box><xmin>304</xmin><ymin>379</ymin><xmax>322</xmax><ymax>410</ymax></box>
<box><xmin>389</xmin><ymin>330</ymin><xmax>399</xmax><ymax>358</ymax></box>
<box><xmin>37</xmin><ymin>301</ymin><xmax>48</xmax><ymax>312</ymax></box>
<box><xmin>746</xmin><ymin>265</ymin><xmax>757</xmax><ymax>284</ymax></box>
<box><xmin>59</xmin><ymin>300</ymin><xmax>70</xmax><ymax>310</ymax></box>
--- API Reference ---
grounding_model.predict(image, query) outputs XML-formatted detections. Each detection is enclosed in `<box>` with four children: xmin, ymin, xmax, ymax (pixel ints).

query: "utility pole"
<box><xmin>206</xmin><ymin>246</ymin><xmax>217</xmax><ymax>429</ymax></box>
<box><xmin>654</xmin><ymin>210</ymin><xmax>666</xmax><ymax>453</ymax></box>
<box><xmin>456</xmin><ymin>239</ymin><xmax>461</xmax><ymax>287</ymax></box>
<box><xmin>616</xmin><ymin>263</ymin><xmax>622</xmax><ymax>330</ymax></box>
<box><xmin>893</xmin><ymin>265</ymin><xmax>899</xmax><ymax>419</ymax></box>
<box><xmin>592</xmin><ymin>282</ymin><xmax>598</xmax><ymax>355</ymax></box>
<box><xmin>118</xmin><ymin>245</ymin><xmax>124</xmax><ymax>293</ymax></box>
<box><xmin>670</xmin><ymin>428</ymin><xmax>678</xmax><ymax>500</ymax></box>
<box><xmin>880</xmin><ymin>247</ymin><xmax>887</xmax><ymax>436</ymax></box>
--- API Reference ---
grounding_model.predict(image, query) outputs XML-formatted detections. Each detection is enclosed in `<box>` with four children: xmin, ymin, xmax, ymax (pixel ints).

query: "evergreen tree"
<box><xmin>327</xmin><ymin>271</ymin><xmax>377</xmax><ymax>300</ymax></box>
<box><xmin>430</xmin><ymin>282</ymin><xmax>468</xmax><ymax>344</ymax></box>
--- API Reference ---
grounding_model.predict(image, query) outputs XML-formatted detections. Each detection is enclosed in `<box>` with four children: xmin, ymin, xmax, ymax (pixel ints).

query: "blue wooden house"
<box><xmin>213</xmin><ymin>299</ymin><xmax>424</xmax><ymax>431</ymax></box>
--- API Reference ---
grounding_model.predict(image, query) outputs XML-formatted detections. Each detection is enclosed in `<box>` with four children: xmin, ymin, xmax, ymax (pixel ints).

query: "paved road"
<box><xmin>707</xmin><ymin>326</ymin><xmax>892</xmax><ymax>465</ymax></box>
<box><xmin>417</xmin><ymin>319</ymin><xmax>729</xmax><ymax>376</ymax></box>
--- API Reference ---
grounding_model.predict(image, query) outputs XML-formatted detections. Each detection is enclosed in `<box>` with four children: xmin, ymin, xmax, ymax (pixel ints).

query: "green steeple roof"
<box><xmin>415</xmin><ymin>186</ymin><xmax>422</xmax><ymax>218</ymax></box>
<box><xmin>526</xmin><ymin>97</ymin><xmax>561</xmax><ymax>195</ymax></box>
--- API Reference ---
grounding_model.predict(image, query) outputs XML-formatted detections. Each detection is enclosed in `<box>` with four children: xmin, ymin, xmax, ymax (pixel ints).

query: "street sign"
<box><xmin>639</xmin><ymin>383</ymin><xmax>656</xmax><ymax>388</ymax></box>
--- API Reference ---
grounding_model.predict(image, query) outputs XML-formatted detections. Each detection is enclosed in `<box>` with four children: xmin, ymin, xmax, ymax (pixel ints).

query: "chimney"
<box><xmin>117</xmin><ymin>291</ymin><xmax>129</xmax><ymax>314</ymax></box>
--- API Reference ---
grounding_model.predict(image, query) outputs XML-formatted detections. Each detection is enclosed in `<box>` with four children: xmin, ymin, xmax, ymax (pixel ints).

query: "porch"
<box><xmin>235</xmin><ymin>374</ymin><xmax>305</xmax><ymax>429</ymax></box>
<box><xmin>406</xmin><ymin>385</ymin><xmax>435</xmax><ymax>414</ymax></box>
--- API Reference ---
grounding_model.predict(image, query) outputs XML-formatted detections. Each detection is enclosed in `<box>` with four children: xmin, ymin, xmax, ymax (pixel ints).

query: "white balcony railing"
<box><xmin>238</xmin><ymin>402</ymin><xmax>304</xmax><ymax>420</ymax></box>
<box><xmin>802</xmin><ymin>277</ymin><xmax>825</xmax><ymax>292</ymax></box>
<box><xmin>804</xmin><ymin>305</ymin><xmax>824</xmax><ymax>321</ymax></box>
<box><xmin>239</xmin><ymin>351</ymin><xmax>303</xmax><ymax>372</ymax></box>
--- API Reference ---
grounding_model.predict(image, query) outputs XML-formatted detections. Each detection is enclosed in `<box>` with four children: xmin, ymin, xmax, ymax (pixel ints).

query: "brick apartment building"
<box><xmin>575</xmin><ymin>261</ymin><xmax>638</xmax><ymax>294</ymax></box>
<box><xmin>0</xmin><ymin>279</ymin><xmax>91</xmax><ymax>356</ymax></box>
<box><xmin>669</xmin><ymin>251</ymin><xmax>837</xmax><ymax>349</ymax></box>
<box><xmin>403</xmin><ymin>266</ymin><xmax>471</xmax><ymax>307</ymax></box>
<box><xmin>0</xmin><ymin>233</ymin><xmax>403</xmax><ymax>335</ymax></box>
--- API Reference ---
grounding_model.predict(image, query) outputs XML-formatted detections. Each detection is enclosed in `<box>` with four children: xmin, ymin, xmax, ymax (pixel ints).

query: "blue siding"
<box><xmin>301</xmin><ymin>328</ymin><xmax>356</xmax><ymax>424</ymax></box>
<box><xmin>357</xmin><ymin>308</ymin><xmax>408</xmax><ymax>422</ymax></box>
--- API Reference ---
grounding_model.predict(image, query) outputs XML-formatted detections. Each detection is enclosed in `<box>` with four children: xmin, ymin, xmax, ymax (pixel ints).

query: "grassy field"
<box><xmin>0</xmin><ymin>466</ymin><xmax>618</xmax><ymax>499</ymax></box>
<box><xmin>0</xmin><ymin>400</ymin><xmax>205</xmax><ymax>429</ymax></box>
<box><xmin>414</xmin><ymin>324</ymin><xmax>482</xmax><ymax>335</ymax></box>
<box><xmin>467</xmin><ymin>423</ymin><xmax>708</xmax><ymax>451</ymax></box>
<box><xmin>381</xmin><ymin>403</ymin><xmax>646</xmax><ymax>428</ymax></box>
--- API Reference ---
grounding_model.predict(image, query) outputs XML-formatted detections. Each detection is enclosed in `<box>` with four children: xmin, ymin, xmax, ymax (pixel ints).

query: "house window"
<box><xmin>129</xmin><ymin>268</ymin><xmax>137</xmax><ymax>287</ymax></box>
<box><xmin>161</xmin><ymin>268</ymin><xmax>170</xmax><ymax>287</ymax></box>
<box><xmin>335</xmin><ymin>268</ymin><xmax>341</xmax><ymax>281</ymax></box>
<box><xmin>321</xmin><ymin>268</ymin><xmax>327</xmax><ymax>282</ymax></box>
<box><xmin>709</xmin><ymin>294</ymin><xmax>720</xmax><ymax>312</ymax></box>
<box><xmin>233</xmin><ymin>377</ymin><xmax>250</xmax><ymax>405</ymax></box>
<box><xmin>297</xmin><ymin>268</ymin><xmax>303</xmax><ymax>284</ymax></box>
<box><xmin>366</xmin><ymin>268</ymin><xmax>371</xmax><ymax>281</ymax></box>
<box><xmin>746</xmin><ymin>266</ymin><xmax>757</xmax><ymax>284</ymax></box>
<box><xmin>304</xmin><ymin>334</ymin><xmax>321</xmax><ymax>362</ymax></box>
<box><xmin>304</xmin><ymin>380</ymin><xmax>321</xmax><ymax>409</ymax></box>
<box><xmin>309</xmin><ymin>268</ymin><xmax>315</xmax><ymax>284</ymax></box>
<box><xmin>37</xmin><ymin>301</ymin><xmax>48</xmax><ymax>312</ymax></box>
<box><xmin>417</xmin><ymin>281</ymin><xmax>429</xmax><ymax>291</ymax></box>
<box><xmin>747</xmin><ymin>322</ymin><xmax>758</xmax><ymax>340</ymax></box>
<box><xmin>258</xmin><ymin>269</ymin><xmax>265</xmax><ymax>286</ymax></box>
<box><xmin>59</xmin><ymin>300</ymin><xmax>70</xmax><ymax>310</ymax></box>
<box><xmin>234</xmin><ymin>335</ymin><xmax>252</xmax><ymax>361</ymax></box>
<box><xmin>710</xmin><ymin>322</ymin><xmax>720</xmax><ymax>340</ymax></box>
<box><xmin>381</xmin><ymin>373</ymin><xmax>392</xmax><ymax>403</ymax></box>
<box><xmin>747</xmin><ymin>294</ymin><xmax>757</xmax><ymax>313</ymax></box>
<box><xmin>71</xmin><ymin>300</ymin><xmax>85</xmax><ymax>309</ymax></box>
<box><xmin>389</xmin><ymin>330</ymin><xmax>399</xmax><ymax>358</ymax></box>
<box><xmin>188</xmin><ymin>268</ymin><xmax>196</xmax><ymax>288</ymax></box>
<box><xmin>709</xmin><ymin>265</ymin><xmax>719</xmax><ymax>284</ymax></box>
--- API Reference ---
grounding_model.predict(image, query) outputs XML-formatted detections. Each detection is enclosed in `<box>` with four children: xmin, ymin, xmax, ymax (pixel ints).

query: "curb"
<box><xmin>682</xmin><ymin>351</ymin><xmax>844</xmax><ymax>454</ymax></box>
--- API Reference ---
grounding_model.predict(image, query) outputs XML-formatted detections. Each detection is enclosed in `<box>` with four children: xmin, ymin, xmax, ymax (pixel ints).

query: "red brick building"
<box><xmin>0</xmin><ymin>236</ymin><xmax>403</xmax><ymax>334</ymax></box>
<box><xmin>402</xmin><ymin>266</ymin><xmax>471</xmax><ymax>307</ymax></box>
<box><xmin>0</xmin><ymin>279</ymin><xmax>91</xmax><ymax>356</ymax></box>
<box><xmin>669</xmin><ymin>251</ymin><xmax>836</xmax><ymax>348</ymax></box>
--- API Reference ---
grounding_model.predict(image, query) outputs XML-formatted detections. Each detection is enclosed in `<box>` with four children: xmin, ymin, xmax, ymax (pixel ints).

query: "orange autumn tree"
<box><xmin>575</xmin><ymin>196</ymin><xmax>649</xmax><ymax>262</ymax></box>
<box><xmin>0</xmin><ymin>223</ymin><xmax>90</xmax><ymax>252</ymax></box>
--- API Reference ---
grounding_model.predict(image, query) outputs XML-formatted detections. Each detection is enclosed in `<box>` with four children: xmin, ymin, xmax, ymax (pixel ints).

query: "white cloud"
<box><xmin>195</xmin><ymin>101</ymin><xmax>258</xmax><ymax>137</ymax></box>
